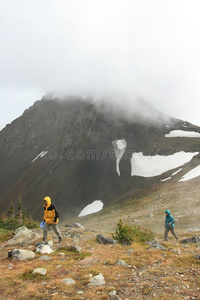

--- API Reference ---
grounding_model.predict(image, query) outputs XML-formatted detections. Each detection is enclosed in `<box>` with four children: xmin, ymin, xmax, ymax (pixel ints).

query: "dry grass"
<box><xmin>1</xmin><ymin>178</ymin><xmax>200</xmax><ymax>299</ymax></box>
<box><xmin>1</xmin><ymin>226</ymin><xmax>200</xmax><ymax>299</ymax></box>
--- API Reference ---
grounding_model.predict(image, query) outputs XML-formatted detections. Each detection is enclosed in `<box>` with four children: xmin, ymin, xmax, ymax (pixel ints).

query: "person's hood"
<box><xmin>43</xmin><ymin>196</ymin><xmax>51</xmax><ymax>208</ymax></box>
<box><xmin>165</xmin><ymin>209</ymin><xmax>171</xmax><ymax>215</ymax></box>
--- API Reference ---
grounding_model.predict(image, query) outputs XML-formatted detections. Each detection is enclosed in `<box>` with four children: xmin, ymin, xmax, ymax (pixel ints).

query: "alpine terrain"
<box><xmin>0</xmin><ymin>96</ymin><xmax>200</xmax><ymax>229</ymax></box>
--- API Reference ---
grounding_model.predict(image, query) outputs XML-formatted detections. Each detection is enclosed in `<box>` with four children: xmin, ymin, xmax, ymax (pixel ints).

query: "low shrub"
<box><xmin>112</xmin><ymin>220</ymin><xmax>154</xmax><ymax>245</ymax></box>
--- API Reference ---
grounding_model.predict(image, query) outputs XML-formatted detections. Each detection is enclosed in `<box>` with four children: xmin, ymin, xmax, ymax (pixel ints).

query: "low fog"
<box><xmin>1</xmin><ymin>0</ymin><xmax>200</xmax><ymax>130</ymax></box>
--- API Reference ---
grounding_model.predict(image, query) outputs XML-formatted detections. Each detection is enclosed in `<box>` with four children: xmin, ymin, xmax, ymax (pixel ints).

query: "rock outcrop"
<box><xmin>7</xmin><ymin>226</ymin><xmax>41</xmax><ymax>245</ymax></box>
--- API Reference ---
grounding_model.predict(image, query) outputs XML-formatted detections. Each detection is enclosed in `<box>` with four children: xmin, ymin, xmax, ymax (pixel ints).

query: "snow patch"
<box><xmin>172</xmin><ymin>168</ymin><xmax>182</xmax><ymax>176</ymax></box>
<box><xmin>160</xmin><ymin>177</ymin><xmax>171</xmax><ymax>182</ymax></box>
<box><xmin>160</xmin><ymin>168</ymin><xmax>182</xmax><ymax>182</ymax></box>
<box><xmin>78</xmin><ymin>200</ymin><xmax>103</xmax><ymax>217</ymax></box>
<box><xmin>131</xmin><ymin>151</ymin><xmax>198</xmax><ymax>177</ymax></box>
<box><xmin>31</xmin><ymin>151</ymin><xmax>48</xmax><ymax>163</ymax></box>
<box><xmin>179</xmin><ymin>165</ymin><xmax>200</xmax><ymax>182</ymax></box>
<box><xmin>165</xmin><ymin>130</ymin><xmax>200</xmax><ymax>138</ymax></box>
<box><xmin>112</xmin><ymin>139</ymin><xmax>127</xmax><ymax>176</ymax></box>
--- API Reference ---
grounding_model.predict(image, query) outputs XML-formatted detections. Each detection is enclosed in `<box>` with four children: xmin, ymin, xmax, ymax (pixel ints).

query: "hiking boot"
<box><xmin>42</xmin><ymin>239</ymin><xmax>48</xmax><ymax>245</ymax></box>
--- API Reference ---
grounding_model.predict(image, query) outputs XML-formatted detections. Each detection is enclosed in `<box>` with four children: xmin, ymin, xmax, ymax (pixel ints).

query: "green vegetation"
<box><xmin>21</xmin><ymin>270</ymin><xmax>48</xmax><ymax>282</ymax></box>
<box><xmin>57</xmin><ymin>246</ymin><xmax>91</xmax><ymax>260</ymax></box>
<box><xmin>0</xmin><ymin>195</ymin><xmax>38</xmax><ymax>230</ymax></box>
<box><xmin>112</xmin><ymin>219</ymin><xmax>154</xmax><ymax>244</ymax></box>
<box><xmin>0</xmin><ymin>228</ymin><xmax>12</xmax><ymax>241</ymax></box>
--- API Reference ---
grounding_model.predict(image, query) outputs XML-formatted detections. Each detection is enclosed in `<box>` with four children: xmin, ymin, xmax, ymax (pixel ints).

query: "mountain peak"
<box><xmin>0</xmin><ymin>97</ymin><xmax>200</xmax><ymax>221</ymax></box>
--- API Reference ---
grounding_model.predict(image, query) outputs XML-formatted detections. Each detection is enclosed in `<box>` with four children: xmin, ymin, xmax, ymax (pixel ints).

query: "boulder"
<box><xmin>7</xmin><ymin>226</ymin><xmax>40</xmax><ymax>245</ymax></box>
<box><xmin>36</xmin><ymin>243</ymin><xmax>54</xmax><ymax>254</ymax></box>
<box><xmin>116</xmin><ymin>260</ymin><xmax>131</xmax><ymax>267</ymax></box>
<box><xmin>62</xmin><ymin>278</ymin><xmax>76</xmax><ymax>285</ymax></box>
<box><xmin>147</xmin><ymin>240</ymin><xmax>168</xmax><ymax>250</ymax></box>
<box><xmin>38</xmin><ymin>255</ymin><xmax>52</xmax><ymax>261</ymax></box>
<box><xmin>96</xmin><ymin>234</ymin><xmax>116</xmax><ymax>244</ymax></box>
<box><xmin>89</xmin><ymin>273</ymin><xmax>105</xmax><ymax>286</ymax></box>
<box><xmin>8</xmin><ymin>249</ymin><xmax>35</xmax><ymax>260</ymax></box>
<box><xmin>33</xmin><ymin>268</ymin><xmax>47</xmax><ymax>275</ymax></box>
<box><xmin>180</xmin><ymin>236</ymin><xmax>200</xmax><ymax>244</ymax></box>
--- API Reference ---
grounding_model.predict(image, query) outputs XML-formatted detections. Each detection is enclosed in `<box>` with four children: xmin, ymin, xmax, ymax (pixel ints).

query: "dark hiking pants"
<box><xmin>43</xmin><ymin>223</ymin><xmax>62</xmax><ymax>241</ymax></box>
<box><xmin>164</xmin><ymin>227</ymin><xmax>178</xmax><ymax>241</ymax></box>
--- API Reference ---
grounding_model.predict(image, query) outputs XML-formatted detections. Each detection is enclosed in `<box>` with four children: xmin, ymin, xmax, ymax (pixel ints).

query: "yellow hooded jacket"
<box><xmin>43</xmin><ymin>196</ymin><xmax>59</xmax><ymax>224</ymax></box>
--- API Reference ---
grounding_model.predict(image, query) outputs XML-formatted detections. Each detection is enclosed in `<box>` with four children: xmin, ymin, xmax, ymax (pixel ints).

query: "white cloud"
<box><xmin>1</xmin><ymin>0</ymin><xmax>200</xmax><ymax>130</ymax></box>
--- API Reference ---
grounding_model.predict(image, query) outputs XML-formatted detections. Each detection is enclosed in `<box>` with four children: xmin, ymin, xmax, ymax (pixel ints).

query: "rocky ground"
<box><xmin>1</xmin><ymin>224</ymin><xmax>200</xmax><ymax>300</ymax></box>
<box><xmin>1</xmin><ymin>179</ymin><xmax>200</xmax><ymax>299</ymax></box>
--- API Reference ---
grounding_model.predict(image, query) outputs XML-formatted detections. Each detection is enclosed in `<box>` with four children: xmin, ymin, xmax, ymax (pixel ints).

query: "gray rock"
<box><xmin>35</xmin><ymin>240</ymin><xmax>53</xmax><ymax>246</ymax></box>
<box><xmin>7</xmin><ymin>226</ymin><xmax>40</xmax><ymax>245</ymax></box>
<box><xmin>96</xmin><ymin>234</ymin><xmax>116</xmax><ymax>244</ymax></box>
<box><xmin>62</xmin><ymin>278</ymin><xmax>76</xmax><ymax>285</ymax></box>
<box><xmin>147</xmin><ymin>214</ymin><xmax>154</xmax><ymax>218</ymax></box>
<box><xmin>8</xmin><ymin>249</ymin><xmax>35</xmax><ymax>260</ymax></box>
<box><xmin>73</xmin><ymin>223</ymin><xmax>85</xmax><ymax>229</ymax></box>
<box><xmin>147</xmin><ymin>240</ymin><xmax>168</xmax><ymax>250</ymax></box>
<box><xmin>36</xmin><ymin>243</ymin><xmax>54</xmax><ymax>254</ymax></box>
<box><xmin>8</xmin><ymin>263</ymin><xmax>13</xmax><ymax>270</ymax></box>
<box><xmin>70</xmin><ymin>245</ymin><xmax>82</xmax><ymax>253</ymax></box>
<box><xmin>89</xmin><ymin>273</ymin><xmax>105</xmax><ymax>286</ymax></box>
<box><xmin>33</xmin><ymin>268</ymin><xmax>47</xmax><ymax>275</ymax></box>
<box><xmin>116</xmin><ymin>260</ymin><xmax>131</xmax><ymax>267</ymax></box>
<box><xmin>109</xmin><ymin>290</ymin><xmax>117</xmax><ymax>296</ymax></box>
<box><xmin>77</xmin><ymin>291</ymin><xmax>84</xmax><ymax>295</ymax></box>
<box><xmin>180</xmin><ymin>236</ymin><xmax>200</xmax><ymax>244</ymax></box>
<box><xmin>39</xmin><ymin>255</ymin><xmax>52</xmax><ymax>261</ymax></box>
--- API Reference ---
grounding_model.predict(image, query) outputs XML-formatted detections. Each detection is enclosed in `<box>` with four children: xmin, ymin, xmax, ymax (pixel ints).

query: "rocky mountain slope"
<box><xmin>1</xmin><ymin>225</ymin><xmax>200</xmax><ymax>299</ymax></box>
<box><xmin>0</xmin><ymin>96</ymin><xmax>200</xmax><ymax>222</ymax></box>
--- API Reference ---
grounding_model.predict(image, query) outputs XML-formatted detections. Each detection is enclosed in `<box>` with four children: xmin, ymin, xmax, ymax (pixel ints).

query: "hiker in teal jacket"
<box><xmin>164</xmin><ymin>209</ymin><xmax>178</xmax><ymax>241</ymax></box>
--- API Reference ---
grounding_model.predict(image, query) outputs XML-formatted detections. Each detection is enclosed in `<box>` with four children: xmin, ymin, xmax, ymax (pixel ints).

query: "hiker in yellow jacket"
<box><xmin>43</xmin><ymin>196</ymin><xmax>62</xmax><ymax>243</ymax></box>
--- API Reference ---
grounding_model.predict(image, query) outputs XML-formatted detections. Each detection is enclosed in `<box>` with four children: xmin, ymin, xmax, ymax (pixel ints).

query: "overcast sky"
<box><xmin>1</xmin><ymin>0</ymin><xmax>200</xmax><ymax>130</ymax></box>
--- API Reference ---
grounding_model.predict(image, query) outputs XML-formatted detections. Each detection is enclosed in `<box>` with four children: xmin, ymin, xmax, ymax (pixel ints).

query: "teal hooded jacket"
<box><xmin>165</xmin><ymin>210</ymin><xmax>175</xmax><ymax>228</ymax></box>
